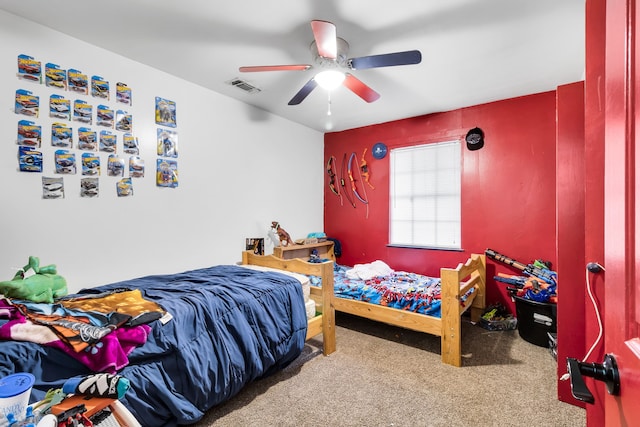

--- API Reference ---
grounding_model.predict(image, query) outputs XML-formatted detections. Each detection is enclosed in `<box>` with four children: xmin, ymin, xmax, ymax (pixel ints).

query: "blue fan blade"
<box><xmin>288</xmin><ymin>79</ymin><xmax>318</xmax><ymax>105</ymax></box>
<box><xmin>348</xmin><ymin>50</ymin><xmax>422</xmax><ymax>70</ymax></box>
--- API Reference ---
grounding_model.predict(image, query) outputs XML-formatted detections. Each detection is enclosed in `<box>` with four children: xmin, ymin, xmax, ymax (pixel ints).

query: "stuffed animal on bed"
<box><xmin>0</xmin><ymin>256</ymin><xmax>68</xmax><ymax>303</ymax></box>
<box><xmin>271</xmin><ymin>221</ymin><xmax>294</xmax><ymax>246</ymax></box>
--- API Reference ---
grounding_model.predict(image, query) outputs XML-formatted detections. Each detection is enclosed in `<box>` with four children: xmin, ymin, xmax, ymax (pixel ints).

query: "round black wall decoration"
<box><xmin>465</xmin><ymin>127</ymin><xmax>484</xmax><ymax>151</ymax></box>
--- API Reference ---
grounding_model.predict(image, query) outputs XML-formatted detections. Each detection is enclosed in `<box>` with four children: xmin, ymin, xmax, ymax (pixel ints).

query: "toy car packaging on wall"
<box><xmin>45</xmin><ymin>62</ymin><xmax>67</xmax><ymax>90</ymax></box>
<box><xmin>73</xmin><ymin>99</ymin><xmax>92</xmax><ymax>124</ymax></box>
<box><xmin>68</xmin><ymin>68</ymin><xmax>88</xmax><ymax>94</ymax></box>
<box><xmin>129</xmin><ymin>156</ymin><xmax>145</xmax><ymax>178</ymax></box>
<box><xmin>115</xmin><ymin>109</ymin><xmax>132</xmax><ymax>132</ymax></box>
<box><xmin>157</xmin><ymin>129</ymin><xmax>178</xmax><ymax>158</ymax></box>
<box><xmin>91</xmin><ymin>75</ymin><xmax>110</xmax><ymax>99</ymax></box>
<box><xmin>55</xmin><ymin>149</ymin><xmax>76</xmax><ymax>175</ymax></box>
<box><xmin>49</xmin><ymin>94</ymin><xmax>71</xmax><ymax>120</ymax></box>
<box><xmin>80</xmin><ymin>177</ymin><xmax>99</xmax><ymax>198</ymax></box>
<box><xmin>156</xmin><ymin>158</ymin><xmax>178</xmax><ymax>188</ymax></box>
<box><xmin>155</xmin><ymin>97</ymin><xmax>176</xmax><ymax>128</ymax></box>
<box><xmin>17</xmin><ymin>120</ymin><xmax>41</xmax><ymax>147</ymax></box>
<box><xmin>107</xmin><ymin>154</ymin><xmax>125</xmax><ymax>177</ymax></box>
<box><xmin>96</xmin><ymin>104</ymin><xmax>114</xmax><ymax>128</ymax></box>
<box><xmin>17</xmin><ymin>54</ymin><xmax>41</xmax><ymax>82</ymax></box>
<box><xmin>51</xmin><ymin>122</ymin><xmax>72</xmax><ymax>148</ymax></box>
<box><xmin>18</xmin><ymin>146</ymin><xmax>43</xmax><ymax>172</ymax></box>
<box><xmin>81</xmin><ymin>152</ymin><xmax>100</xmax><ymax>176</ymax></box>
<box><xmin>14</xmin><ymin>89</ymin><xmax>39</xmax><ymax>117</ymax></box>
<box><xmin>116</xmin><ymin>81</ymin><xmax>132</xmax><ymax>105</ymax></box>
<box><xmin>123</xmin><ymin>133</ymin><xmax>139</xmax><ymax>155</ymax></box>
<box><xmin>117</xmin><ymin>177</ymin><xmax>133</xmax><ymax>197</ymax></box>
<box><xmin>42</xmin><ymin>176</ymin><xmax>64</xmax><ymax>199</ymax></box>
<box><xmin>78</xmin><ymin>127</ymin><xmax>97</xmax><ymax>151</ymax></box>
<box><xmin>99</xmin><ymin>130</ymin><xmax>116</xmax><ymax>153</ymax></box>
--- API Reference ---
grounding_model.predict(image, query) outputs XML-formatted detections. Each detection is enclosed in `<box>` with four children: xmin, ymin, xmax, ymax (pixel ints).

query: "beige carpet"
<box><xmin>194</xmin><ymin>313</ymin><xmax>585</xmax><ymax>427</ymax></box>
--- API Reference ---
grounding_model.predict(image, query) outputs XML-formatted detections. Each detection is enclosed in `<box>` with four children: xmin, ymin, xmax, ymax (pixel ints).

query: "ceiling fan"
<box><xmin>239</xmin><ymin>20</ymin><xmax>422</xmax><ymax>105</ymax></box>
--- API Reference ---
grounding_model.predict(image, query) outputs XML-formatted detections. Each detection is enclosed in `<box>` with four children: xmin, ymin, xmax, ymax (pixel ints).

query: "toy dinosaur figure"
<box><xmin>271</xmin><ymin>221</ymin><xmax>294</xmax><ymax>247</ymax></box>
<box><xmin>0</xmin><ymin>256</ymin><xmax>68</xmax><ymax>303</ymax></box>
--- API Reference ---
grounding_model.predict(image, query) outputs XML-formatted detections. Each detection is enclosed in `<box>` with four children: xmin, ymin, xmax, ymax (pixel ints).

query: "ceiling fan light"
<box><xmin>314</xmin><ymin>70</ymin><xmax>345</xmax><ymax>90</ymax></box>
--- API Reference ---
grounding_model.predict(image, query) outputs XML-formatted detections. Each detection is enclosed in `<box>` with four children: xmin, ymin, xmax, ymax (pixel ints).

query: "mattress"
<box><xmin>239</xmin><ymin>264</ymin><xmax>315</xmax><ymax>318</ymax></box>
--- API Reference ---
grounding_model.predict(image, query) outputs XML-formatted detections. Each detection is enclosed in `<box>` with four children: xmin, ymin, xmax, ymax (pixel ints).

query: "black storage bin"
<box><xmin>514</xmin><ymin>296</ymin><xmax>557</xmax><ymax>347</ymax></box>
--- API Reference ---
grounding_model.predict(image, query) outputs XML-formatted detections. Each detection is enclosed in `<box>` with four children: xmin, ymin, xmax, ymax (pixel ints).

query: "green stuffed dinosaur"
<box><xmin>0</xmin><ymin>256</ymin><xmax>68</xmax><ymax>303</ymax></box>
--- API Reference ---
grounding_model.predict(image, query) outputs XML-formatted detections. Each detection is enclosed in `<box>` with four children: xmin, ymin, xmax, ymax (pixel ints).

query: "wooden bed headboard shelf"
<box><xmin>241</xmin><ymin>250</ymin><xmax>336</xmax><ymax>355</ymax></box>
<box><xmin>273</xmin><ymin>241</ymin><xmax>335</xmax><ymax>262</ymax></box>
<box><xmin>270</xmin><ymin>248</ymin><xmax>486</xmax><ymax>367</ymax></box>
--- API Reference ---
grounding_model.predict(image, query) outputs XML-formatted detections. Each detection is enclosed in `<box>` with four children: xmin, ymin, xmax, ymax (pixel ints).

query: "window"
<box><xmin>389</xmin><ymin>140</ymin><xmax>461</xmax><ymax>249</ymax></box>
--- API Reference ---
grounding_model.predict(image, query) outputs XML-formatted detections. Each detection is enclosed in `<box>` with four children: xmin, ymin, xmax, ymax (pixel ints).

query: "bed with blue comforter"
<box><xmin>0</xmin><ymin>263</ymin><xmax>309</xmax><ymax>426</ymax></box>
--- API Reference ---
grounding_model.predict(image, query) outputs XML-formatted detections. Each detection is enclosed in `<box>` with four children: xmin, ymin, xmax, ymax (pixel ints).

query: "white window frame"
<box><xmin>389</xmin><ymin>140</ymin><xmax>461</xmax><ymax>250</ymax></box>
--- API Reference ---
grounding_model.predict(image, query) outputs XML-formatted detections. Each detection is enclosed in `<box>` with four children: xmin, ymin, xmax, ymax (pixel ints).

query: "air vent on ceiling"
<box><xmin>227</xmin><ymin>78</ymin><xmax>261</xmax><ymax>94</ymax></box>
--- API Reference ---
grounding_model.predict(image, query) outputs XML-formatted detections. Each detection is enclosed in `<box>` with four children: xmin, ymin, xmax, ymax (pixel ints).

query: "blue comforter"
<box><xmin>0</xmin><ymin>265</ymin><xmax>308</xmax><ymax>426</ymax></box>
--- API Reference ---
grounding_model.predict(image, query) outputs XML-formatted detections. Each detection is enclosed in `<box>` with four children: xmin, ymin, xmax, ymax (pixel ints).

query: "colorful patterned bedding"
<box><xmin>312</xmin><ymin>264</ymin><xmax>444</xmax><ymax>317</ymax></box>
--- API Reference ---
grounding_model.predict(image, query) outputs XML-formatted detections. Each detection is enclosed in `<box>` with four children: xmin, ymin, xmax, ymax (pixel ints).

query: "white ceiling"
<box><xmin>0</xmin><ymin>0</ymin><xmax>585</xmax><ymax>133</ymax></box>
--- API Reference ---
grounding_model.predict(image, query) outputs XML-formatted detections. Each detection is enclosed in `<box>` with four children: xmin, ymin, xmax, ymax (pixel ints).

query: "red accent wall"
<box><xmin>324</xmin><ymin>92</ymin><xmax>560</xmax><ymax>311</ymax></box>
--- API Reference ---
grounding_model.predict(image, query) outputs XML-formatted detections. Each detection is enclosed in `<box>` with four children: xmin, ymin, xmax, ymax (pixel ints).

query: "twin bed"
<box><xmin>276</xmin><ymin>245</ymin><xmax>487</xmax><ymax>367</ymax></box>
<box><xmin>0</xmin><ymin>249</ymin><xmax>484</xmax><ymax>426</ymax></box>
<box><xmin>0</xmin><ymin>253</ymin><xmax>334</xmax><ymax>426</ymax></box>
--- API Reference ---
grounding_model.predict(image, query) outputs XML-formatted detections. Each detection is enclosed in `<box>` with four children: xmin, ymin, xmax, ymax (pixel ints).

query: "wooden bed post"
<box><xmin>440</xmin><ymin>268</ymin><xmax>462</xmax><ymax>367</ymax></box>
<box><xmin>318</xmin><ymin>261</ymin><xmax>336</xmax><ymax>355</ymax></box>
<box><xmin>469</xmin><ymin>254</ymin><xmax>486</xmax><ymax>323</ymax></box>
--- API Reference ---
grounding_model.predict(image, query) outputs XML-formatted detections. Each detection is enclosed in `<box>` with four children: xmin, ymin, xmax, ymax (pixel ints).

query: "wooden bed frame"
<box><xmin>241</xmin><ymin>250</ymin><xmax>336</xmax><ymax>356</ymax></box>
<box><xmin>269</xmin><ymin>246</ymin><xmax>486</xmax><ymax>367</ymax></box>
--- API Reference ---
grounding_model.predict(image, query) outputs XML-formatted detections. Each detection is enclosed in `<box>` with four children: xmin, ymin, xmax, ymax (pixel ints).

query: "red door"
<box><xmin>600</xmin><ymin>0</ymin><xmax>640</xmax><ymax>425</ymax></box>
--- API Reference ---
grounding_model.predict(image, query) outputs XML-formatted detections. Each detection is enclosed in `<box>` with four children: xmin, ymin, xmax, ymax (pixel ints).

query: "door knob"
<box><xmin>566</xmin><ymin>354</ymin><xmax>620</xmax><ymax>404</ymax></box>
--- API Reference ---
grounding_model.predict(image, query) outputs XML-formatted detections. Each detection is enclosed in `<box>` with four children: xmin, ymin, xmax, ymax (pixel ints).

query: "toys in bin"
<box><xmin>480</xmin><ymin>304</ymin><xmax>517</xmax><ymax>331</ymax></box>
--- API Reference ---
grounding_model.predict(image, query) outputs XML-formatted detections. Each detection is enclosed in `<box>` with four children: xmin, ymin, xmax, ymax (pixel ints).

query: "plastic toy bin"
<box><xmin>514</xmin><ymin>296</ymin><xmax>557</xmax><ymax>347</ymax></box>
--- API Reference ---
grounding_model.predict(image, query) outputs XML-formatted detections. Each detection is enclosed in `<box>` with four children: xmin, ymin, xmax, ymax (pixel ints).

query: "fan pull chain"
<box><xmin>327</xmin><ymin>92</ymin><xmax>332</xmax><ymax>116</ymax></box>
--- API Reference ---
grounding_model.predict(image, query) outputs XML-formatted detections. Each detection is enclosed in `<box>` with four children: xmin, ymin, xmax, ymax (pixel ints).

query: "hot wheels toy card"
<box><xmin>52</xmin><ymin>122</ymin><xmax>72</xmax><ymax>148</ymax></box>
<box><xmin>17</xmin><ymin>120</ymin><xmax>42</xmax><ymax>147</ymax></box>
<box><xmin>17</xmin><ymin>54</ymin><xmax>41</xmax><ymax>82</ymax></box>
<box><xmin>81</xmin><ymin>177</ymin><xmax>99</xmax><ymax>198</ymax></box>
<box><xmin>115</xmin><ymin>110</ymin><xmax>132</xmax><ymax>132</ymax></box>
<box><xmin>50</xmin><ymin>94</ymin><xmax>71</xmax><ymax>120</ymax></box>
<box><xmin>42</xmin><ymin>176</ymin><xmax>64</xmax><ymax>199</ymax></box>
<box><xmin>78</xmin><ymin>127</ymin><xmax>97</xmax><ymax>151</ymax></box>
<box><xmin>108</xmin><ymin>154</ymin><xmax>125</xmax><ymax>177</ymax></box>
<box><xmin>117</xmin><ymin>177</ymin><xmax>133</xmax><ymax>197</ymax></box>
<box><xmin>45</xmin><ymin>63</ymin><xmax>67</xmax><ymax>90</ymax></box>
<box><xmin>91</xmin><ymin>75</ymin><xmax>110</xmax><ymax>99</ymax></box>
<box><xmin>129</xmin><ymin>156</ymin><xmax>144</xmax><ymax>178</ymax></box>
<box><xmin>116</xmin><ymin>82</ymin><xmax>132</xmax><ymax>105</ymax></box>
<box><xmin>81</xmin><ymin>153</ymin><xmax>100</xmax><ymax>176</ymax></box>
<box><xmin>97</xmin><ymin>105</ymin><xmax>114</xmax><ymax>128</ymax></box>
<box><xmin>99</xmin><ymin>130</ymin><xmax>116</xmax><ymax>153</ymax></box>
<box><xmin>15</xmin><ymin>89</ymin><xmax>39</xmax><ymax>117</ymax></box>
<box><xmin>55</xmin><ymin>150</ymin><xmax>76</xmax><ymax>174</ymax></box>
<box><xmin>18</xmin><ymin>146</ymin><xmax>43</xmax><ymax>172</ymax></box>
<box><xmin>123</xmin><ymin>133</ymin><xmax>139</xmax><ymax>155</ymax></box>
<box><xmin>73</xmin><ymin>99</ymin><xmax>92</xmax><ymax>124</ymax></box>
<box><xmin>68</xmin><ymin>69</ymin><xmax>88</xmax><ymax>94</ymax></box>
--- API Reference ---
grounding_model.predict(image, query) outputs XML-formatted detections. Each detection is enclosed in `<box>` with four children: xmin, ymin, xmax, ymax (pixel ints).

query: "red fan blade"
<box><xmin>288</xmin><ymin>78</ymin><xmax>318</xmax><ymax>105</ymax></box>
<box><xmin>311</xmin><ymin>20</ymin><xmax>337</xmax><ymax>59</ymax></box>
<box><xmin>343</xmin><ymin>74</ymin><xmax>380</xmax><ymax>103</ymax></box>
<box><xmin>239</xmin><ymin>65</ymin><xmax>311</xmax><ymax>72</ymax></box>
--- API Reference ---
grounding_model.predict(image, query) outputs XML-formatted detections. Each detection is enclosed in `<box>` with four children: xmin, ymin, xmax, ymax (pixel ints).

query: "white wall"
<box><xmin>0</xmin><ymin>11</ymin><xmax>324</xmax><ymax>292</ymax></box>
